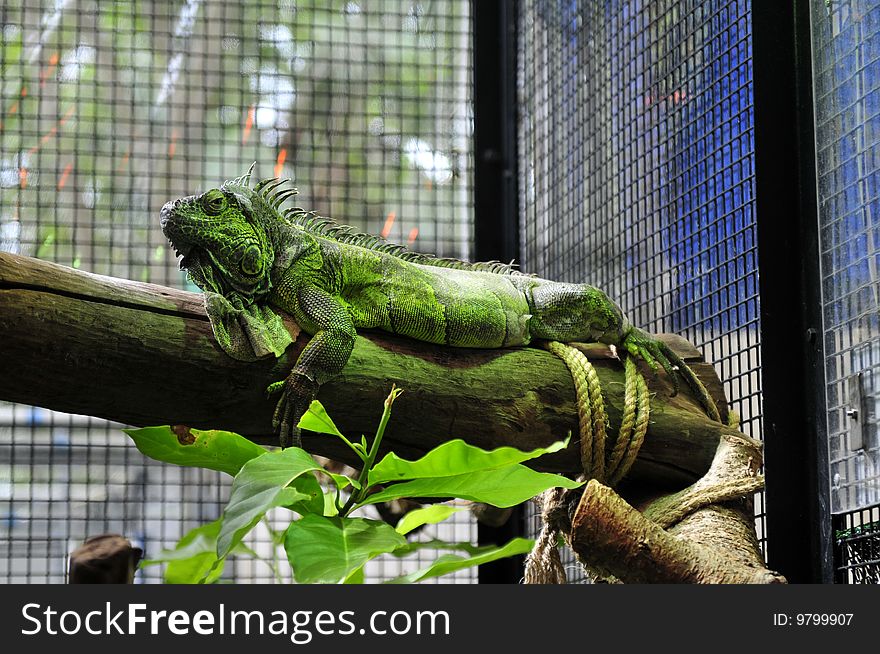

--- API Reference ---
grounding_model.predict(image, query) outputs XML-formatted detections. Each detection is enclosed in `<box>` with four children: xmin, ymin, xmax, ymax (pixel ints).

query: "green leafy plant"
<box><xmin>126</xmin><ymin>387</ymin><xmax>581</xmax><ymax>584</ymax></box>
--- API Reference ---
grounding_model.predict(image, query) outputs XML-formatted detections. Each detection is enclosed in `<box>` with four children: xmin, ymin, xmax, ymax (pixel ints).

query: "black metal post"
<box><xmin>752</xmin><ymin>1</ymin><xmax>833</xmax><ymax>583</ymax></box>
<box><xmin>472</xmin><ymin>0</ymin><xmax>523</xmax><ymax>583</ymax></box>
<box><xmin>472</xmin><ymin>0</ymin><xmax>519</xmax><ymax>263</ymax></box>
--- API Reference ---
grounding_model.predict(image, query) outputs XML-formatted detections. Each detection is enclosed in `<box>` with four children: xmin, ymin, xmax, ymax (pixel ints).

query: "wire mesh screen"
<box><xmin>811</xmin><ymin>0</ymin><xmax>880</xmax><ymax>514</ymax></box>
<box><xmin>0</xmin><ymin>0</ymin><xmax>474</xmax><ymax>583</ymax></box>
<box><xmin>834</xmin><ymin>505</ymin><xmax>880</xmax><ymax>583</ymax></box>
<box><xmin>517</xmin><ymin>0</ymin><xmax>762</xmax><ymax>579</ymax></box>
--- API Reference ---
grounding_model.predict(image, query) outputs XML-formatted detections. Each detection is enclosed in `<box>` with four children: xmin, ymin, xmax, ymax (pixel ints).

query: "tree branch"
<box><xmin>1</xmin><ymin>251</ymin><xmax>734</xmax><ymax>484</ymax></box>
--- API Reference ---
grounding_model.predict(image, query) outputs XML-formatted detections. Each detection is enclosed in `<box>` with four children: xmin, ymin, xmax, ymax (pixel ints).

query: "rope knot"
<box><xmin>524</xmin><ymin>342</ymin><xmax>650</xmax><ymax>584</ymax></box>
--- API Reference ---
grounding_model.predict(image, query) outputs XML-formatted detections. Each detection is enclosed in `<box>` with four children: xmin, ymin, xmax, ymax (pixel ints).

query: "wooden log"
<box><xmin>567</xmin><ymin>433</ymin><xmax>784</xmax><ymax>583</ymax></box>
<box><xmin>0</xmin><ymin>251</ymin><xmax>734</xmax><ymax>486</ymax></box>
<box><xmin>568</xmin><ymin>481</ymin><xmax>783</xmax><ymax>583</ymax></box>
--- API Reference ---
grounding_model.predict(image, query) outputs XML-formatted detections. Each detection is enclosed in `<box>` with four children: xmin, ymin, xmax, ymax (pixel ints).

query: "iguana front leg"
<box><xmin>270</xmin><ymin>285</ymin><xmax>356</xmax><ymax>448</ymax></box>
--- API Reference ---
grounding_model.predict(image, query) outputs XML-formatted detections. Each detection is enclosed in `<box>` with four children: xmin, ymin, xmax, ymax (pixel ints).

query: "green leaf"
<box><xmin>323</xmin><ymin>491</ymin><xmax>340</xmax><ymax>517</ymax></box>
<box><xmin>389</xmin><ymin>538</ymin><xmax>489</xmax><ymax>558</ymax></box>
<box><xmin>284</xmin><ymin>515</ymin><xmax>406</xmax><ymax>584</ymax></box>
<box><xmin>360</xmin><ymin>464</ymin><xmax>582</xmax><ymax>509</ymax></box>
<box><xmin>217</xmin><ymin>448</ymin><xmax>323</xmax><ymax>558</ymax></box>
<box><xmin>395</xmin><ymin>504</ymin><xmax>466</xmax><ymax>535</ymax></box>
<box><xmin>285</xmin><ymin>472</ymin><xmax>326</xmax><ymax>516</ymax></box>
<box><xmin>124</xmin><ymin>426</ymin><xmax>266</xmax><ymax>476</ymax></box>
<box><xmin>328</xmin><ymin>472</ymin><xmax>359</xmax><ymax>491</ymax></box>
<box><xmin>343</xmin><ymin>566</ymin><xmax>365</xmax><ymax>584</ymax></box>
<box><xmin>387</xmin><ymin>538</ymin><xmax>535</xmax><ymax>584</ymax></box>
<box><xmin>143</xmin><ymin>520</ymin><xmax>227</xmax><ymax>584</ymax></box>
<box><xmin>369</xmin><ymin>437</ymin><xmax>570</xmax><ymax>485</ymax></box>
<box><xmin>221</xmin><ymin>486</ymin><xmax>311</xmax><ymax>557</ymax></box>
<box><xmin>297</xmin><ymin>400</ymin><xmax>344</xmax><ymax>437</ymax></box>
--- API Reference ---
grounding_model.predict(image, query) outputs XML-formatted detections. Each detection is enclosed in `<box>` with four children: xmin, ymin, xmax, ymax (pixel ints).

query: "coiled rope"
<box><xmin>524</xmin><ymin>342</ymin><xmax>651</xmax><ymax>584</ymax></box>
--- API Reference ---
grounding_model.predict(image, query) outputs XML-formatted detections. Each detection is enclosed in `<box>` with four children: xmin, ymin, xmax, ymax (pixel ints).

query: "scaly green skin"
<box><xmin>160</xmin><ymin>167</ymin><xmax>720</xmax><ymax>447</ymax></box>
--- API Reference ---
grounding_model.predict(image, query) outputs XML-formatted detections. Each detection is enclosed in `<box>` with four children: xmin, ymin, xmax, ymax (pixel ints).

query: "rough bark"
<box><xmin>1</xmin><ymin>250</ymin><xmax>731</xmax><ymax>486</ymax></box>
<box><xmin>565</xmin><ymin>433</ymin><xmax>785</xmax><ymax>583</ymax></box>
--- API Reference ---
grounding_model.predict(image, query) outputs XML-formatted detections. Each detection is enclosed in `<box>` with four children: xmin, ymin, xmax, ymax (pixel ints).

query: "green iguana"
<box><xmin>160</xmin><ymin>165</ymin><xmax>720</xmax><ymax>448</ymax></box>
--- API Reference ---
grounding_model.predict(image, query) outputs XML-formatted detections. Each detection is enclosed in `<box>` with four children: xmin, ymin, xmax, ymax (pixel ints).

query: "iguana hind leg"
<box><xmin>529</xmin><ymin>281</ymin><xmax>720</xmax><ymax>422</ymax></box>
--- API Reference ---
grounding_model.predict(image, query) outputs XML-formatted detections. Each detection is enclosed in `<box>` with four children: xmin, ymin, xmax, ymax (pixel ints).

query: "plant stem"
<box><xmin>340</xmin><ymin>385</ymin><xmax>402</xmax><ymax>516</ymax></box>
<box><xmin>260</xmin><ymin>516</ymin><xmax>285</xmax><ymax>584</ymax></box>
<box><xmin>336</xmin><ymin>432</ymin><xmax>367</xmax><ymax>461</ymax></box>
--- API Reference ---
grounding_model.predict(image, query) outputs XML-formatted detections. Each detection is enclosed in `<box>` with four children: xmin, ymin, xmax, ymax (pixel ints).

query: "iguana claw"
<box><xmin>266</xmin><ymin>380</ymin><xmax>285</xmax><ymax>397</ymax></box>
<box><xmin>622</xmin><ymin>327</ymin><xmax>678</xmax><ymax>393</ymax></box>
<box><xmin>271</xmin><ymin>372</ymin><xmax>319</xmax><ymax>449</ymax></box>
<box><xmin>621</xmin><ymin>327</ymin><xmax>720</xmax><ymax>422</ymax></box>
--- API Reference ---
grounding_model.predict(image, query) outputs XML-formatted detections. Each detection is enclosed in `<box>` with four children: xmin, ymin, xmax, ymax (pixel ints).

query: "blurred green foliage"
<box><xmin>0</xmin><ymin>1</ymin><xmax>472</xmax><ymax>286</ymax></box>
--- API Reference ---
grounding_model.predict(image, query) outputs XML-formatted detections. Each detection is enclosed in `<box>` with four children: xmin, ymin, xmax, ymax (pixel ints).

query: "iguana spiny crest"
<box><xmin>162</xmin><ymin>163</ymin><xmax>529</xmax><ymax>298</ymax></box>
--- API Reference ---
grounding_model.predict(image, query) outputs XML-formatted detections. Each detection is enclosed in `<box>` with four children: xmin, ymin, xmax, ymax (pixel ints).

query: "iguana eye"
<box><xmin>241</xmin><ymin>244</ymin><xmax>262</xmax><ymax>275</ymax></box>
<box><xmin>202</xmin><ymin>189</ymin><xmax>226</xmax><ymax>215</ymax></box>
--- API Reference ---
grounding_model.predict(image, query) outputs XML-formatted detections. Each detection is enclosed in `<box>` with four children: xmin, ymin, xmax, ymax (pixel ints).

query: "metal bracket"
<box><xmin>847</xmin><ymin>372</ymin><xmax>867</xmax><ymax>451</ymax></box>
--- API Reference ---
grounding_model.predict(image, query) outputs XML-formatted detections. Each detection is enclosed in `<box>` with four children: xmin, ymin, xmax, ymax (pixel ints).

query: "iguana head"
<box><xmin>160</xmin><ymin>166</ymin><xmax>276</xmax><ymax>301</ymax></box>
